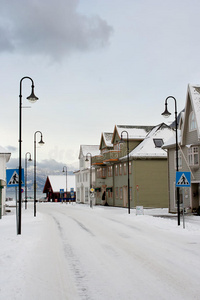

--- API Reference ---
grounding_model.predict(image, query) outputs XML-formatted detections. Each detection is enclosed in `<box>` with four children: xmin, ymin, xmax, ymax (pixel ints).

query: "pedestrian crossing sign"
<box><xmin>6</xmin><ymin>168</ymin><xmax>25</xmax><ymax>187</ymax></box>
<box><xmin>176</xmin><ymin>171</ymin><xmax>191</xmax><ymax>187</ymax></box>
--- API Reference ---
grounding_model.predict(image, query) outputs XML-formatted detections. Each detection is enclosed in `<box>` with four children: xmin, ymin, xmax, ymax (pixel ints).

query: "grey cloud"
<box><xmin>7</xmin><ymin>157</ymin><xmax>76</xmax><ymax>174</ymax></box>
<box><xmin>6</xmin><ymin>145</ymin><xmax>17</xmax><ymax>153</ymax></box>
<box><xmin>0</xmin><ymin>0</ymin><xmax>113</xmax><ymax>60</ymax></box>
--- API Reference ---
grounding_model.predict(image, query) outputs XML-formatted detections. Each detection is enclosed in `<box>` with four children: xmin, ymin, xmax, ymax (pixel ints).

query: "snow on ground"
<box><xmin>1</xmin><ymin>203</ymin><xmax>200</xmax><ymax>300</ymax></box>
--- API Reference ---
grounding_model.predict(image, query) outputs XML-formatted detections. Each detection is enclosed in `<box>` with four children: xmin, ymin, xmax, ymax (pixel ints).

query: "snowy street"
<box><xmin>1</xmin><ymin>203</ymin><xmax>200</xmax><ymax>300</ymax></box>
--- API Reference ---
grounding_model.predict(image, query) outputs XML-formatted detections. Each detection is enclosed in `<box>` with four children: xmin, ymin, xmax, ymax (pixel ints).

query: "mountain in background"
<box><xmin>6</xmin><ymin>158</ymin><xmax>77</xmax><ymax>196</ymax></box>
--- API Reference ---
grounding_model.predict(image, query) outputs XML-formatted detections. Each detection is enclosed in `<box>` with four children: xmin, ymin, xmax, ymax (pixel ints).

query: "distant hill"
<box><xmin>6</xmin><ymin>158</ymin><xmax>77</xmax><ymax>195</ymax></box>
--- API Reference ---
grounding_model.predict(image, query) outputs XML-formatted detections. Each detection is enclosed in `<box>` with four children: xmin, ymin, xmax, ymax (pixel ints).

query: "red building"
<box><xmin>43</xmin><ymin>175</ymin><xmax>76</xmax><ymax>202</ymax></box>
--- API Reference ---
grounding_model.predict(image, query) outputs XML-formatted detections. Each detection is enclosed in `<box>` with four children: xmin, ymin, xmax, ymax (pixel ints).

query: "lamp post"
<box><xmin>18</xmin><ymin>77</ymin><xmax>38</xmax><ymax>235</ymax></box>
<box><xmin>62</xmin><ymin>166</ymin><xmax>67</xmax><ymax>201</ymax></box>
<box><xmin>121</xmin><ymin>130</ymin><xmax>130</xmax><ymax>214</ymax></box>
<box><xmin>85</xmin><ymin>152</ymin><xmax>92</xmax><ymax>207</ymax></box>
<box><xmin>34</xmin><ymin>131</ymin><xmax>44</xmax><ymax>217</ymax></box>
<box><xmin>25</xmin><ymin>152</ymin><xmax>32</xmax><ymax>209</ymax></box>
<box><xmin>162</xmin><ymin>96</ymin><xmax>180</xmax><ymax>226</ymax></box>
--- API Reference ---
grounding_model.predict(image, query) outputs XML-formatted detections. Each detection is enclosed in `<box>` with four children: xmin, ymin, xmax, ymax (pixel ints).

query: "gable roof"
<box><xmin>182</xmin><ymin>84</ymin><xmax>200</xmax><ymax>141</ymax></box>
<box><xmin>78</xmin><ymin>145</ymin><xmax>100</xmax><ymax>159</ymax></box>
<box><xmin>43</xmin><ymin>175</ymin><xmax>75</xmax><ymax>193</ymax></box>
<box><xmin>122</xmin><ymin>123</ymin><xmax>174</xmax><ymax>159</ymax></box>
<box><xmin>111</xmin><ymin>125</ymin><xmax>154</xmax><ymax>144</ymax></box>
<box><xmin>100</xmin><ymin>132</ymin><xmax>113</xmax><ymax>149</ymax></box>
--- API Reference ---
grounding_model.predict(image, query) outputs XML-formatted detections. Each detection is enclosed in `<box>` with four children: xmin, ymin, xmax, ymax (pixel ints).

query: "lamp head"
<box><xmin>28</xmin><ymin>157</ymin><xmax>32</xmax><ymax>162</ymax></box>
<box><xmin>161</xmin><ymin>103</ymin><xmax>171</xmax><ymax>118</ymax></box>
<box><xmin>85</xmin><ymin>157</ymin><xmax>89</xmax><ymax>162</ymax></box>
<box><xmin>27</xmin><ymin>85</ymin><xmax>39</xmax><ymax>103</ymax></box>
<box><xmin>38</xmin><ymin>136</ymin><xmax>45</xmax><ymax>145</ymax></box>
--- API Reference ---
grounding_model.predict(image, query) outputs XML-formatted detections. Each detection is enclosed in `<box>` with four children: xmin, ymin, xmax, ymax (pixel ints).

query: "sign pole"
<box><xmin>176</xmin><ymin>171</ymin><xmax>191</xmax><ymax>229</ymax></box>
<box><xmin>183</xmin><ymin>188</ymin><xmax>185</xmax><ymax>229</ymax></box>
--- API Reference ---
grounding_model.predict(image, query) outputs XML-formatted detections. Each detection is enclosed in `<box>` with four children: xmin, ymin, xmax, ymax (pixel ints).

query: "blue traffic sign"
<box><xmin>6</xmin><ymin>169</ymin><xmax>25</xmax><ymax>187</ymax></box>
<box><xmin>176</xmin><ymin>171</ymin><xmax>191</xmax><ymax>187</ymax></box>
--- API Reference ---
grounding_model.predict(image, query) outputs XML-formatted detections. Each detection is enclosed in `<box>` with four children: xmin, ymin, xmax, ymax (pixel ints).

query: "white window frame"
<box><xmin>124</xmin><ymin>163</ymin><xmax>127</xmax><ymax>175</ymax></box>
<box><xmin>188</xmin><ymin>146</ymin><xmax>199</xmax><ymax>166</ymax></box>
<box><xmin>189</xmin><ymin>111</ymin><xmax>197</xmax><ymax>132</ymax></box>
<box><xmin>85</xmin><ymin>187</ymin><xmax>89</xmax><ymax>202</ymax></box>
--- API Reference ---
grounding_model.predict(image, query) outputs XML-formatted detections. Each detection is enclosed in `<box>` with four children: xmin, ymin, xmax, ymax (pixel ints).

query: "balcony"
<box><xmin>92</xmin><ymin>155</ymin><xmax>104</xmax><ymax>166</ymax></box>
<box><xmin>103</xmin><ymin>150</ymin><xmax>120</xmax><ymax>163</ymax></box>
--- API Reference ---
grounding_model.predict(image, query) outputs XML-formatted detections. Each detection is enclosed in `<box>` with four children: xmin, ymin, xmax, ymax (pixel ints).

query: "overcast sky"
<box><xmin>1</xmin><ymin>0</ymin><xmax>200</xmax><ymax>170</ymax></box>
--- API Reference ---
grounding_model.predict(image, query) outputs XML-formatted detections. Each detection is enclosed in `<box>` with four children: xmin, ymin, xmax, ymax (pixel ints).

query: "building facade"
<box><xmin>163</xmin><ymin>84</ymin><xmax>200</xmax><ymax>213</ymax></box>
<box><xmin>0</xmin><ymin>146</ymin><xmax>11</xmax><ymax>217</ymax></box>
<box><xmin>92</xmin><ymin>123</ymin><xmax>174</xmax><ymax>208</ymax></box>
<box><xmin>74</xmin><ymin>145</ymin><xmax>100</xmax><ymax>204</ymax></box>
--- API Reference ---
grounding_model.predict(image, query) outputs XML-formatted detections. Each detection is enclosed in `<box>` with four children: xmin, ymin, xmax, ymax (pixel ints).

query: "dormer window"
<box><xmin>189</xmin><ymin>111</ymin><xmax>197</xmax><ymax>131</ymax></box>
<box><xmin>153</xmin><ymin>139</ymin><xmax>164</xmax><ymax>148</ymax></box>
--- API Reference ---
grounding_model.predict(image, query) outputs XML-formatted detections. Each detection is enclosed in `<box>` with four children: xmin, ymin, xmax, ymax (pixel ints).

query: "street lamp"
<box><xmin>162</xmin><ymin>96</ymin><xmax>180</xmax><ymax>226</ymax></box>
<box><xmin>85</xmin><ymin>153</ymin><xmax>92</xmax><ymax>207</ymax></box>
<box><xmin>25</xmin><ymin>152</ymin><xmax>32</xmax><ymax>209</ymax></box>
<box><xmin>62</xmin><ymin>166</ymin><xmax>67</xmax><ymax>201</ymax></box>
<box><xmin>18</xmin><ymin>77</ymin><xmax>38</xmax><ymax>235</ymax></box>
<box><xmin>121</xmin><ymin>130</ymin><xmax>130</xmax><ymax>214</ymax></box>
<box><xmin>34</xmin><ymin>131</ymin><xmax>44</xmax><ymax>217</ymax></box>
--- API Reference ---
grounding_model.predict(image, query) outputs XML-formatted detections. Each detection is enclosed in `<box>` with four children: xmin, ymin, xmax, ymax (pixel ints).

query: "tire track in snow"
<box><xmin>51</xmin><ymin>215</ymin><xmax>92</xmax><ymax>300</ymax></box>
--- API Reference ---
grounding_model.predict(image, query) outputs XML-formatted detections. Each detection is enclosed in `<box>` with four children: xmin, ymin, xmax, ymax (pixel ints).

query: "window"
<box><xmin>189</xmin><ymin>111</ymin><xmax>197</xmax><ymax>131</ymax></box>
<box><xmin>115</xmin><ymin>165</ymin><xmax>118</xmax><ymax>176</ymax></box>
<box><xmin>188</xmin><ymin>146</ymin><xmax>199</xmax><ymax>166</ymax></box>
<box><xmin>77</xmin><ymin>174</ymin><xmax>80</xmax><ymax>183</ymax></box>
<box><xmin>124</xmin><ymin>163</ymin><xmax>127</xmax><ymax>175</ymax></box>
<box><xmin>174</xmin><ymin>150</ymin><xmax>182</xmax><ymax>169</ymax></box>
<box><xmin>153</xmin><ymin>139</ymin><xmax>164</xmax><ymax>148</ymax></box>
<box><xmin>85</xmin><ymin>187</ymin><xmax>89</xmax><ymax>202</ymax></box>
<box><xmin>114</xmin><ymin>142</ymin><xmax>122</xmax><ymax>151</ymax></box>
<box><xmin>108</xmin><ymin>189</ymin><xmax>113</xmax><ymax>198</ymax></box>
<box><xmin>97</xmin><ymin>168</ymin><xmax>106</xmax><ymax>178</ymax></box>
<box><xmin>129</xmin><ymin>162</ymin><xmax>132</xmax><ymax>174</ymax></box>
<box><xmin>108</xmin><ymin>166</ymin><xmax>113</xmax><ymax>177</ymax></box>
<box><xmin>102</xmin><ymin>168</ymin><xmax>106</xmax><ymax>178</ymax></box>
<box><xmin>119</xmin><ymin>164</ymin><xmax>122</xmax><ymax>175</ymax></box>
<box><xmin>77</xmin><ymin>188</ymin><xmax>80</xmax><ymax>202</ymax></box>
<box><xmin>129</xmin><ymin>187</ymin><xmax>132</xmax><ymax>200</ymax></box>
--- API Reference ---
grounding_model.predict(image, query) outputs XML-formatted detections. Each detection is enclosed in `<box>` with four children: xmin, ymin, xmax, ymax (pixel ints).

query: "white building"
<box><xmin>0</xmin><ymin>146</ymin><xmax>11</xmax><ymax>217</ymax></box>
<box><xmin>74</xmin><ymin>145</ymin><xmax>100</xmax><ymax>204</ymax></box>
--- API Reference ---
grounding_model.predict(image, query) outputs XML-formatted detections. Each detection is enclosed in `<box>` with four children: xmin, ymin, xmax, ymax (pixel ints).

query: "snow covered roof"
<box><xmin>122</xmin><ymin>123</ymin><xmax>174</xmax><ymax>159</ymax></box>
<box><xmin>163</xmin><ymin>84</ymin><xmax>200</xmax><ymax>148</ymax></box>
<box><xmin>47</xmin><ymin>175</ymin><xmax>75</xmax><ymax>192</ymax></box>
<box><xmin>79</xmin><ymin>145</ymin><xmax>100</xmax><ymax>159</ymax></box>
<box><xmin>113</xmin><ymin>125</ymin><xmax>153</xmax><ymax>143</ymax></box>
<box><xmin>187</xmin><ymin>84</ymin><xmax>200</xmax><ymax>138</ymax></box>
<box><xmin>0</xmin><ymin>145</ymin><xmax>11</xmax><ymax>162</ymax></box>
<box><xmin>162</xmin><ymin>129</ymin><xmax>181</xmax><ymax>149</ymax></box>
<box><xmin>101</xmin><ymin>132</ymin><xmax>113</xmax><ymax>148</ymax></box>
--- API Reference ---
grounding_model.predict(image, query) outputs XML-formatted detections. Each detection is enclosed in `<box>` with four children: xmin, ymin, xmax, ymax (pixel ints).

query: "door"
<box><xmin>123</xmin><ymin>186</ymin><xmax>128</xmax><ymax>207</ymax></box>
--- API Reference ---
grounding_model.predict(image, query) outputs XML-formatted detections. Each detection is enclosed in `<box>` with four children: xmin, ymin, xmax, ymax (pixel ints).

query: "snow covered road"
<box><xmin>1</xmin><ymin>203</ymin><xmax>200</xmax><ymax>299</ymax></box>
